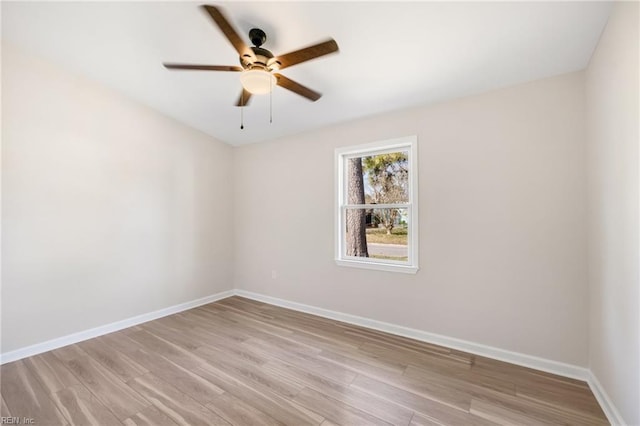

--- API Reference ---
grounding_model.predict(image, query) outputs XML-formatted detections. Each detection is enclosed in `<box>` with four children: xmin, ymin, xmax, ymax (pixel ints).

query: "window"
<box><xmin>335</xmin><ymin>136</ymin><xmax>419</xmax><ymax>273</ymax></box>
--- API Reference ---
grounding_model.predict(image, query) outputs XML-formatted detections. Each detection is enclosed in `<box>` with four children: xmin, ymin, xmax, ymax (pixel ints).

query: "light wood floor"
<box><xmin>1</xmin><ymin>296</ymin><xmax>608</xmax><ymax>425</ymax></box>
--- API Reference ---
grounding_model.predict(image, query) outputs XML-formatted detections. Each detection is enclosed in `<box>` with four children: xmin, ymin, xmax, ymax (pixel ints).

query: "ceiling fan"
<box><xmin>163</xmin><ymin>5</ymin><xmax>339</xmax><ymax>107</ymax></box>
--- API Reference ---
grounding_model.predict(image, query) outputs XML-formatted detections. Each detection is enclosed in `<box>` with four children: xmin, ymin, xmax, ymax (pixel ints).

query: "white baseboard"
<box><xmin>587</xmin><ymin>371</ymin><xmax>627</xmax><ymax>426</ymax></box>
<box><xmin>0</xmin><ymin>289</ymin><xmax>235</xmax><ymax>365</ymax></box>
<box><xmin>1</xmin><ymin>287</ymin><xmax>590</xmax><ymax>383</ymax></box>
<box><xmin>235</xmin><ymin>289</ymin><xmax>589</xmax><ymax>382</ymax></box>
<box><xmin>1</xmin><ymin>287</ymin><xmax>623</xmax><ymax>426</ymax></box>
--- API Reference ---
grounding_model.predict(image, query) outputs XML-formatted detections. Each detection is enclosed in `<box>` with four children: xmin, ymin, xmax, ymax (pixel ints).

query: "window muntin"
<box><xmin>336</xmin><ymin>137</ymin><xmax>418</xmax><ymax>273</ymax></box>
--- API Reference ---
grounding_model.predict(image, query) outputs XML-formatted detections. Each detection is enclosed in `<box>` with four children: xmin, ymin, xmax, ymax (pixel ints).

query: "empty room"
<box><xmin>1</xmin><ymin>1</ymin><xmax>638</xmax><ymax>425</ymax></box>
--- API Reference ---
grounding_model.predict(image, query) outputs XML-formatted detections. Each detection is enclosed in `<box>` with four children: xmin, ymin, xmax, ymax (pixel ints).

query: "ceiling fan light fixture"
<box><xmin>240</xmin><ymin>69</ymin><xmax>276</xmax><ymax>95</ymax></box>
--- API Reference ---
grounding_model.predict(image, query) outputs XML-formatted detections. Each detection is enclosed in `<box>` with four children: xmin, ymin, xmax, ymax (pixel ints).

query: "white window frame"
<box><xmin>335</xmin><ymin>136</ymin><xmax>419</xmax><ymax>274</ymax></box>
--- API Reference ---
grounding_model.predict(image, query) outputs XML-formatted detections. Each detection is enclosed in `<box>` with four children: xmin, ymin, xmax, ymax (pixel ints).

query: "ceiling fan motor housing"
<box><xmin>240</xmin><ymin>43</ymin><xmax>281</xmax><ymax>71</ymax></box>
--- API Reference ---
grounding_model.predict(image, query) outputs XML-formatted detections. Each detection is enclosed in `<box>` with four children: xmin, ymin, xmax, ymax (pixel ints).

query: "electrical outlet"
<box><xmin>271</xmin><ymin>270</ymin><xmax>277</xmax><ymax>279</ymax></box>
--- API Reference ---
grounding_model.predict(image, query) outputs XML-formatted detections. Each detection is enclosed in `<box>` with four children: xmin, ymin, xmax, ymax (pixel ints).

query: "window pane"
<box><xmin>346</xmin><ymin>152</ymin><xmax>409</xmax><ymax>205</ymax></box>
<box><xmin>344</xmin><ymin>208</ymin><xmax>408</xmax><ymax>262</ymax></box>
<box><xmin>362</xmin><ymin>152</ymin><xmax>409</xmax><ymax>204</ymax></box>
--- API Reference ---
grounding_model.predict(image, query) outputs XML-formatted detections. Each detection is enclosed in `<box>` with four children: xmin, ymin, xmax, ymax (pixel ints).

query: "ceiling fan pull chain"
<box><xmin>240</xmin><ymin>90</ymin><xmax>245</xmax><ymax>130</ymax></box>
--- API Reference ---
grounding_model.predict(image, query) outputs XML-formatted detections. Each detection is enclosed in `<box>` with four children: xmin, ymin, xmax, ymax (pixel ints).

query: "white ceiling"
<box><xmin>2</xmin><ymin>1</ymin><xmax>612</xmax><ymax>146</ymax></box>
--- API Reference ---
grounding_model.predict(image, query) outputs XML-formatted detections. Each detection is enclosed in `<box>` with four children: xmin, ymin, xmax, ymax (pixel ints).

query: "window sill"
<box><xmin>335</xmin><ymin>259</ymin><xmax>419</xmax><ymax>274</ymax></box>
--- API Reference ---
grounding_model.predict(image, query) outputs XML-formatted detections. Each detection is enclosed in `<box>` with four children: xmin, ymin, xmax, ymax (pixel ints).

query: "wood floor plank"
<box><xmin>293</xmin><ymin>387</ymin><xmax>392</xmax><ymax>426</ymax></box>
<box><xmin>317</xmin><ymin>348</ymin><xmax>407</xmax><ymax>383</ymax></box>
<box><xmin>0</xmin><ymin>360</ymin><xmax>69</xmax><ymax>425</ymax></box>
<box><xmin>344</xmin><ymin>327</ymin><xmax>451</xmax><ymax>356</ymax></box>
<box><xmin>360</xmin><ymin>340</ymin><xmax>472</xmax><ymax>373</ymax></box>
<box><xmin>4</xmin><ymin>296</ymin><xmax>608</xmax><ymax>426</ymax></box>
<box><xmin>163</xmin><ymin>312</ymin><xmax>252</xmax><ymax>351</ymax></box>
<box><xmin>215</xmin><ymin>298</ymin><xmax>278</xmax><ymax>322</ymax></box>
<box><xmin>184</xmin><ymin>312</ymin><xmax>251</xmax><ymax>344</ymax></box>
<box><xmin>404</xmin><ymin>364</ymin><xmax>516</xmax><ymax>398</ymax></box>
<box><xmin>350</xmin><ymin>374</ymin><xmax>496</xmax><ymax>425</ymax></box>
<box><xmin>149</xmin><ymin>320</ymin><xmax>235</xmax><ymax>355</ymax></box>
<box><xmin>515</xmin><ymin>379</ymin><xmax>607</xmax><ymax>419</ymax></box>
<box><xmin>470</xmin><ymin>397</ymin><xmax>555</xmax><ymax>426</ymax></box>
<box><xmin>64</xmin><ymin>355</ymin><xmax>150</xmax><ymax>420</ymax></box>
<box><xmin>471</xmin><ymin>357</ymin><xmax>607</xmax><ymax>423</ymax></box>
<box><xmin>472</xmin><ymin>355</ymin><xmax>590</xmax><ymax>389</ymax></box>
<box><xmin>23</xmin><ymin>351</ymin><xmax>81</xmax><ymax>394</ymax></box>
<box><xmin>123</xmin><ymin>405</ymin><xmax>180</xmax><ymax>426</ymax></box>
<box><xmin>98</xmin><ymin>331</ymin><xmax>148</xmax><ymax>356</ymax></box>
<box><xmin>218</xmin><ymin>295</ymin><xmax>268</xmax><ymax>310</ymax></box>
<box><xmin>195</xmin><ymin>345</ymin><xmax>304</xmax><ymax>399</ymax></box>
<box><xmin>142</xmin><ymin>320</ymin><xmax>202</xmax><ymax>351</ymax></box>
<box><xmin>128</xmin><ymin>373</ymin><xmax>229</xmax><ymax>426</ymax></box>
<box><xmin>242</xmin><ymin>337</ymin><xmax>358</xmax><ymax>385</ymax></box>
<box><xmin>285</xmin><ymin>398</ymin><xmax>327</xmax><ymax>424</ymax></box>
<box><xmin>265</xmin><ymin>309</ymin><xmax>354</xmax><ymax>335</ymax></box>
<box><xmin>353</xmin><ymin>370</ymin><xmax>472</xmax><ymax>412</ymax></box>
<box><xmin>192</xmin><ymin>362</ymin><xmax>321</xmax><ymax>425</ymax></box>
<box><xmin>235</xmin><ymin>323</ymin><xmax>322</xmax><ymax>356</ymax></box>
<box><xmin>166</xmin><ymin>310</ymin><xmax>215</xmax><ymax>329</ymax></box>
<box><xmin>51</xmin><ymin>344</ymin><xmax>88</xmax><ymax>362</ymax></box>
<box><xmin>76</xmin><ymin>336</ymin><xmax>148</xmax><ymax>382</ymax></box>
<box><xmin>196</xmin><ymin>337</ymin><xmax>265</xmax><ymax>367</ymax></box>
<box><xmin>263</xmin><ymin>358</ymin><xmax>414</xmax><ymax>425</ymax></box>
<box><xmin>323</xmin><ymin>345</ymin><xmax>408</xmax><ymax>375</ymax></box>
<box><xmin>220</xmin><ymin>308</ymin><xmax>293</xmax><ymax>335</ymax></box>
<box><xmin>266</xmin><ymin>317</ymin><xmax>364</xmax><ymax>351</ymax></box>
<box><xmin>262</xmin><ymin>357</ymin><xmax>348</xmax><ymax>399</ymax></box>
<box><xmin>1</xmin><ymin>394</ymin><xmax>11</xmax><ymax>417</ymax></box>
<box><xmin>120</xmin><ymin>325</ymin><xmax>145</xmax><ymax>335</ymax></box>
<box><xmin>206</xmin><ymin>392</ymin><xmax>284</xmax><ymax>426</ymax></box>
<box><xmin>409</xmin><ymin>413</ymin><xmax>448</xmax><ymax>426</ymax></box>
<box><xmin>132</xmin><ymin>348</ymin><xmax>224</xmax><ymax>405</ymax></box>
<box><xmin>51</xmin><ymin>384</ymin><xmax>122</xmax><ymax>426</ymax></box>
<box><xmin>470</xmin><ymin>390</ymin><xmax>609</xmax><ymax>426</ymax></box>
<box><xmin>126</xmin><ymin>330</ymin><xmax>205</xmax><ymax>370</ymax></box>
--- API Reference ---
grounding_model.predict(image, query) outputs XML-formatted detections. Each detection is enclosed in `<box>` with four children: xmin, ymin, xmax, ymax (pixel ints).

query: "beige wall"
<box><xmin>234</xmin><ymin>72</ymin><xmax>588</xmax><ymax>366</ymax></box>
<box><xmin>585</xmin><ymin>2</ymin><xmax>640</xmax><ymax>424</ymax></box>
<box><xmin>1</xmin><ymin>43</ymin><xmax>234</xmax><ymax>353</ymax></box>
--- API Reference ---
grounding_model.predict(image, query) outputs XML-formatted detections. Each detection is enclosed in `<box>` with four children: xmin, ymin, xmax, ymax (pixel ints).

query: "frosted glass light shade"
<box><xmin>240</xmin><ymin>69</ymin><xmax>276</xmax><ymax>95</ymax></box>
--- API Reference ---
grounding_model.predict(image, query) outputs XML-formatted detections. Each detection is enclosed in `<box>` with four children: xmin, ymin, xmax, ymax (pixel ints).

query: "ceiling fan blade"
<box><xmin>201</xmin><ymin>5</ymin><xmax>254</xmax><ymax>60</ymax></box>
<box><xmin>275</xmin><ymin>39</ymin><xmax>339</xmax><ymax>70</ymax></box>
<box><xmin>235</xmin><ymin>89</ymin><xmax>253</xmax><ymax>107</ymax></box>
<box><xmin>163</xmin><ymin>63</ymin><xmax>243</xmax><ymax>72</ymax></box>
<box><xmin>274</xmin><ymin>73</ymin><xmax>321</xmax><ymax>101</ymax></box>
